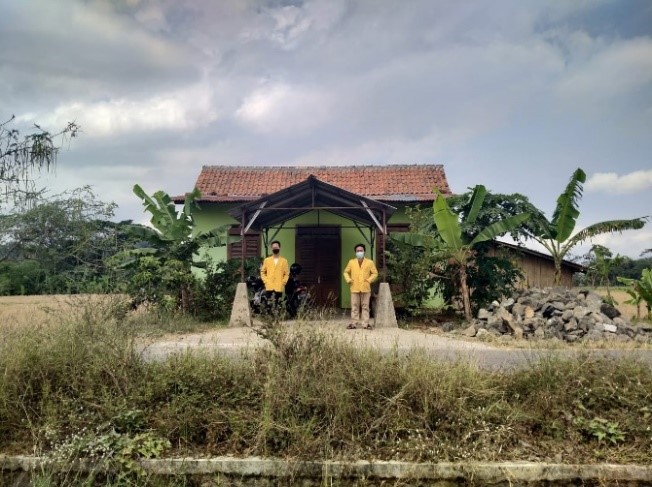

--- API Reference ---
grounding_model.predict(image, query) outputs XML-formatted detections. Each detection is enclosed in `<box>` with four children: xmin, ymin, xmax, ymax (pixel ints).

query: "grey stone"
<box><xmin>476</xmin><ymin>328</ymin><xmax>491</xmax><ymax>339</ymax></box>
<box><xmin>463</xmin><ymin>324</ymin><xmax>477</xmax><ymax>337</ymax></box>
<box><xmin>441</xmin><ymin>321</ymin><xmax>458</xmax><ymax>332</ymax></box>
<box><xmin>561</xmin><ymin>309</ymin><xmax>574</xmax><ymax>321</ymax></box>
<box><xmin>534</xmin><ymin>328</ymin><xmax>545</xmax><ymax>339</ymax></box>
<box><xmin>603</xmin><ymin>323</ymin><xmax>617</xmax><ymax>333</ymax></box>
<box><xmin>573</xmin><ymin>306</ymin><xmax>590</xmax><ymax>320</ymax></box>
<box><xmin>551</xmin><ymin>301</ymin><xmax>565</xmax><ymax>311</ymax></box>
<box><xmin>590</xmin><ymin>312</ymin><xmax>604</xmax><ymax>323</ymax></box>
<box><xmin>565</xmin><ymin>334</ymin><xmax>580</xmax><ymax>343</ymax></box>
<box><xmin>601</xmin><ymin>302</ymin><xmax>621</xmax><ymax>319</ymax></box>
<box><xmin>501</xmin><ymin>297</ymin><xmax>515</xmax><ymax>309</ymax></box>
<box><xmin>512</xmin><ymin>303</ymin><xmax>525</xmax><ymax>318</ymax></box>
<box><xmin>593</xmin><ymin>322</ymin><xmax>605</xmax><ymax>332</ymax></box>
<box><xmin>613</xmin><ymin>317</ymin><xmax>628</xmax><ymax>327</ymax></box>
<box><xmin>579</xmin><ymin>315</ymin><xmax>593</xmax><ymax>331</ymax></box>
<box><xmin>564</xmin><ymin>318</ymin><xmax>578</xmax><ymax>332</ymax></box>
<box><xmin>585</xmin><ymin>330</ymin><xmax>604</xmax><ymax>341</ymax></box>
<box><xmin>477</xmin><ymin>308</ymin><xmax>490</xmax><ymax>320</ymax></box>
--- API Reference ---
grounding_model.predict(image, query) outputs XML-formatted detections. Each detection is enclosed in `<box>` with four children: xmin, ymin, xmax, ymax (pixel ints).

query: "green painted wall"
<box><xmin>192</xmin><ymin>202</ymin><xmax>411</xmax><ymax>308</ymax></box>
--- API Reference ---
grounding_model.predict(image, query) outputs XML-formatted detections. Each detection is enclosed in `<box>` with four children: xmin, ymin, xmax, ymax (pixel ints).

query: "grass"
<box><xmin>1</xmin><ymin>295</ymin><xmax>652</xmax><ymax>485</ymax></box>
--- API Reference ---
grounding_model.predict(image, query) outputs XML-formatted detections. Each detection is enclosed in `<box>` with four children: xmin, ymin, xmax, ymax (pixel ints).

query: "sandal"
<box><xmin>347</xmin><ymin>323</ymin><xmax>357</xmax><ymax>329</ymax></box>
<box><xmin>362</xmin><ymin>324</ymin><xmax>373</xmax><ymax>330</ymax></box>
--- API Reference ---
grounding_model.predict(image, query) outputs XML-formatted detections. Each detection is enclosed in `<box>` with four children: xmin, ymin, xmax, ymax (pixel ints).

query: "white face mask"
<box><xmin>355</xmin><ymin>251</ymin><xmax>364</xmax><ymax>259</ymax></box>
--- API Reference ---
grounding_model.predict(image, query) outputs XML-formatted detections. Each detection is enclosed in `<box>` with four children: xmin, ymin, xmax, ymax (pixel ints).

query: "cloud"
<box><xmin>16</xmin><ymin>82</ymin><xmax>219</xmax><ymax>137</ymax></box>
<box><xmin>586</xmin><ymin>170</ymin><xmax>652</xmax><ymax>194</ymax></box>
<box><xmin>235</xmin><ymin>82</ymin><xmax>333</xmax><ymax>134</ymax></box>
<box><xmin>556</xmin><ymin>37</ymin><xmax>652</xmax><ymax>106</ymax></box>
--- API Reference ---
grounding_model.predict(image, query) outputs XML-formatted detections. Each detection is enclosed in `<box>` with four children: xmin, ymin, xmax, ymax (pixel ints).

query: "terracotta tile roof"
<box><xmin>174</xmin><ymin>164</ymin><xmax>451</xmax><ymax>203</ymax></box>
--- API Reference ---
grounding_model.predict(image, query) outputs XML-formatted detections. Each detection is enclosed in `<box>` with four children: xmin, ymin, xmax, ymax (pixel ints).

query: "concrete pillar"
<box><xmin>228</xmin><ymin>282</ymin><xmax>252</xmax><ymax>327</ymax></box>
<box><xmin>374</xmin><ymin>282</ymin><xmax>398</xmax><ymax>328</ymax></box>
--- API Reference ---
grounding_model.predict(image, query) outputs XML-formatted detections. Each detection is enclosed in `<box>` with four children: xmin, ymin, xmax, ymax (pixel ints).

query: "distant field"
<box><xmin>0</xmin><ymin>294</ymin><xmax>128</xmax><ymax>329</ymax></box>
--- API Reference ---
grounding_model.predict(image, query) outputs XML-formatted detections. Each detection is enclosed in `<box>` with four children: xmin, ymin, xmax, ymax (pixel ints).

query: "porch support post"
<box><xmin>382</xmin><ymin>209</ymin><xmax>387</xmax><ymax>282</ymax></box>
<box><xmin>240</xmin><ymin>213</ymin><xmax>245</xmax><ymax>282</ymax></box>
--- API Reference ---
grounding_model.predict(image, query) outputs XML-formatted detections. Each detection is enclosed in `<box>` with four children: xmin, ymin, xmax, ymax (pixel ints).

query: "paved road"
<box><xmin>138</xmin><ymin>319</ymin><xmax>652</xmax><ymax>369</ymax></box>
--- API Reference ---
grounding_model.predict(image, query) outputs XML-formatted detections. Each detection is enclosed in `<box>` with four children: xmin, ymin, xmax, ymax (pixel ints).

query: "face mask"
<box><xmin>356</xmin><ymin>251</ymin><xmax>364</xmax><ymax>259</ymax></box>
<box><xmin>272</xmin><ymin>248</ymin><xmax>280</xmax><ymax>255</ymax></box>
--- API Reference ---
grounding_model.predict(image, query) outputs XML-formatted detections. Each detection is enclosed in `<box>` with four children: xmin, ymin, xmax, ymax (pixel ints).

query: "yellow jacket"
<box><xmin>343</xmin><ymin>257</ymin><xmax>378</xmax><ymax>293</ymax></box>
<box><xmin>261</xmin><ymin>256</ymin><xmax>289</xmax><ymax>292</ymax></box>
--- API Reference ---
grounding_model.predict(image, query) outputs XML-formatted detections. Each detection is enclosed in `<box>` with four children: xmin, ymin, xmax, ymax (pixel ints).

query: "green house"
<box><xmin>173</xmin><ymin>164</ymin><xmax>452</xmax><ymax>308</ymax></box>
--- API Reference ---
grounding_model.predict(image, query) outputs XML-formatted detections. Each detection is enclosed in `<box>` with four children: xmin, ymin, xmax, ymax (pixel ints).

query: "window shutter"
<box><xmin>227</xmin><ymin>226</ymin><xmax>261</xmax><ymax>260</ymax></box>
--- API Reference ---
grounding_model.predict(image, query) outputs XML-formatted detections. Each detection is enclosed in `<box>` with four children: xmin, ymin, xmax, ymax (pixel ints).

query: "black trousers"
<box><xmin>265</xmin><ymin>291</ymin><xmax>283</xmax><ymax>313</ymax></box>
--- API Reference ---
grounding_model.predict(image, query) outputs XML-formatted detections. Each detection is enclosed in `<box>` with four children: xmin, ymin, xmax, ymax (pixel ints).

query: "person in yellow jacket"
<box><xmin>343</xmin><ymin>243</ymin><xmax>378</xmax><ymax>329</ymax></box>
<box><xmin>260</xmin><ymin>240</ymin><xmax>289</xmax><ymax>313</ymax></box>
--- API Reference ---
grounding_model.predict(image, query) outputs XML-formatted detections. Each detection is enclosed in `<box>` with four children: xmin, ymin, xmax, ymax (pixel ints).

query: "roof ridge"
<box><xmin>202</xmin><ymin>164</ymin><xmax>443</xmax><ymax>170</ymax></box>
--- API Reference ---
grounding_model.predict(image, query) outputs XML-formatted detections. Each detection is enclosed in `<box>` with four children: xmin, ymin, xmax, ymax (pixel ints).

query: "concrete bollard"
<box><xmin>228</xmin><ymin>282</ymin><xmax>252</xmax><ymax>327</ymax></box>
<box><xmin>374</xmin><ymin>282</ymin><xmax>398</xmax><ymax>328</ymax></box>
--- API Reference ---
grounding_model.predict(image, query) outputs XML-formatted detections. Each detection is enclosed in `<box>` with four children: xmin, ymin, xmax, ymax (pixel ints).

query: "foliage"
<box><xmin>0</xmin><ymin>186</ymin><xmax>123</xmax><ymax>294</ymax></box>
<box><xmin>526</xmin><ymin>168</ymin><xmax>647</xmax><ymax>285</ymax></box>
<box><xmin>609</xmin><ymin>255</ymin><xmax>652</xmax><ymax>281</ymax></box>
<box><xmin>393</xmin><ymin>185</ymin><xmax>529</xmax><ymax>320</ymax></box>
<box><xmin>110</xmin><ymin>185</ymin><xmax>227</xmax><ymax>312</ymax></box>
<box><xmin>193</xmin><ymin>257</ymin><xmax>260</xmax><ymax>321</ymax></box>
<box><xmin>2</xmin><ymin>313</ymin><xmax>652</xmax><ymax>468</ymax></box>
<box><xmin>582</xmin><ymin>245</ymin><xmax>626</xmax><ymax>303</ymax></box>
<box><xmin>618</xmin><ymin>268</ymin><xmax>652</xmax><ymax>321</ymax></box>
<box><xmin>573</xmin><ymin>416</ymin><xmax>625</xmax><ymax>445</ymax></box>
<box><xmin>385</xmin><ymin>240</ymin><xmax>439</xmax><ymax>313</ymax></box>
<box><xmin>437</xmin><ymin>242</ymin><xmax>523</xmax><ymax>314</ymax></box>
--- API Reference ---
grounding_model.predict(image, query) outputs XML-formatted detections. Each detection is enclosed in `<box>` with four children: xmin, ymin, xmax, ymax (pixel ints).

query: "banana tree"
<box><xmin>394</xmin><ymin>185</ymin><xmax>530</xmax><ymax>321</ymax></box>
<box><xmin>617</xmin><ymin>269</ymin><xmax>652</xmax><ymax>321</ymax></box>
<box><xmin>114</xmin><ymin>185</ymin><xmax>227</xmax><ymax>311</ymax></box>
<box><xmin>528</xmin><ymin>168</ymin><xmax>647</xmax><ymax>285</ymax></box>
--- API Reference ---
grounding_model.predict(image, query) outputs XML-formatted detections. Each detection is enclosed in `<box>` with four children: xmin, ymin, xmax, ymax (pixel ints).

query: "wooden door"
<box><xmin>296</xmin><ymin>226</ymin><xmax>341</xmax><ymax>307</ymax></box>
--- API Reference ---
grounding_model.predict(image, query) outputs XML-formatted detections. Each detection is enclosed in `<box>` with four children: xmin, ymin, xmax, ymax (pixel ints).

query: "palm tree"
<box><xmin>528</xmin><ymin>168</ymin><xmax>647</xmax><ymax>285</ymax></box>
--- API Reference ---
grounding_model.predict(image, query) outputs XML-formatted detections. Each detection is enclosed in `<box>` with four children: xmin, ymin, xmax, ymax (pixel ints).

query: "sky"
<box><xmin>1</xmin><ymin>0</ymin><xmax>651</xmax><ymax>259</ymax></box>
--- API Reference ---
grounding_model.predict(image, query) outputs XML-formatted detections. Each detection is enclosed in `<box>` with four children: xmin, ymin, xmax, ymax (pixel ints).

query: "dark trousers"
<box><xmin>265</xmin><ymin>291</ymin><xmax>283</xmax><ymax>314</ymax></box>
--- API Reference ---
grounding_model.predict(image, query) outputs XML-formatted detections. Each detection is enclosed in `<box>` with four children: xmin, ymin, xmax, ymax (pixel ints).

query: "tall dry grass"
<box><xmin>1</xmin><ymin>301</ymin><xmax>651</xmax><ymax>470</ymax></box>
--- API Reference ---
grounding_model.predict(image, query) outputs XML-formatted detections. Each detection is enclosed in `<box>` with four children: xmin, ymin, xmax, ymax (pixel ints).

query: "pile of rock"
<box><xmin>463</xmin><ymin>287</ymin><xmax>652</xmax><ymax>343</ymax></box>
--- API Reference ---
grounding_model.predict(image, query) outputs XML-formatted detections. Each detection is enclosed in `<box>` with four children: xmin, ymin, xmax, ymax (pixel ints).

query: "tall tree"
<box><xmin>527</xmin><ymin>168</ymin><xmax>647</xmax><ymax>285</ymax></box>
<box><xmin>0</xmin><ymin>186</ymin><xmax>119</xmax><ymax>293</ymax></box>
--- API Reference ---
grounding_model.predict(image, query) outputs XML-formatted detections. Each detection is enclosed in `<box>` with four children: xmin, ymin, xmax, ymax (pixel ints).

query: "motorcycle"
<box><xmin>246</xmin><ymin>262</ymin><xmax>309</xmax><ymax>317</ymax></box>
<box><xmin>285</xmin><ymin>263</ymin><xmax>309</xmax><ymax>318</ymax></box>
<box><xmin>245</xmin><ymin>269</ymin><xmax>267</xmax><ymax>314</ymax></box>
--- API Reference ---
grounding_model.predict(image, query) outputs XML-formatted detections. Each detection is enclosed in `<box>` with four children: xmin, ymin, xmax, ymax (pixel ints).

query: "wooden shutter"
<box><xmin>227</xmin><ymin>226</ymin><xmax>261</xmax><ymax>260</ymax></box>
